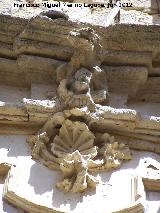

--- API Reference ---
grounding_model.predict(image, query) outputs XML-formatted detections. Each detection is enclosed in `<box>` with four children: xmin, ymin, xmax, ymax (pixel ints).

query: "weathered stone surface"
<box><xmin>0</xmin><ymin>13</ymin><xmax>160</xmax><ymax>91</ymax></box>
<box><xmin>0</xmin><ymin>102</ymin><xmax>27</xmax><ymax>116</ymax></box>
<box><xmin>112</xmin><ymin>203</ymin><xmax>144</xmax><ymax>213</ymax></box>
<box><xmin>1</xmin><ymin>99</ymin><xmax>160</xmax><ymax>146</ymax></box>
<box><xmin>17</xmin><ymin>55</ymin><xmax>63</xmax><ymax>72</ymax></box>
<box><xmin>103</xmin><ymin>66</ymin><xmax>148</xmax><ymax>97</ymax></box>
<box><xmin>103</xmin><ymin>50</ymin><xmax>152</xmax><ymax>68</ymax></box>
<box><xmin>0</xmin><ymin>42</ymin><xmax>16</xmax><ymax>58</ymax></box>
<box><xmin>23</xmin><ymin>98</ymin><xmax>57</xmax><ymax>113</ymax></box>
<box><xmin>137</xmin><ymin>115</ymin><xmax>160</xmax><ymax>130</ymax></box>
<box><xmin>0</xmin><ymin>14</ymin><xmax>27</xmax><ymax>43</ymax></box>
<box><xmin>17</xmin><ymin>55</ymin><xmax>63</xmax><ymax>84</ymax></box>
<box><xmin>114</xmin><ymin>135</ymin><xmax>160</xmax><ymax>154</ymax></box>
<box><xmin>0</xmin><ymin>12</ymin><xmax>160</xmax><ymax>55</ymax></box>
<box><xmin>15</xmin><ymin>39</ymin><xmax>73</xmax><ymax>60</ymax></box>
<box><xmin>101</xmin><ymin>24</ymin><xmax>160</xmax><ymax>53</ymax></box>
<box><xmin>0</xmin><ymin>102</ymin><xmax>28</xmax><ymax>126</ymax></box>
<box><xmin>0</xmin><ymin>123</ymin><xmax>41</xmax><ymax>135</ymax></box>
<box><xmin>0</xmin><ymin>163</ymin><xmax>12</xmax><ymax>176</ymax></box>
<box><xmin>143</xmin><ymin>178</ymin><xmax>160</xmax><ymax>191</ymax></box>
<box><xmin>0</xmin><ymin>57</ymin><xmax>26</xmax><ymax>87</ymax></box>
<box><xmin>149</xmin><ymin>67</ymin><xmax>160</xmax><ymax>76</ymax></box>
<box><xmin>153</xmin><ymin>52</ymin><xmax>160</xmax><ymax>66</ymax></box>
<box><xmin>136</xmin><ymin>77</ymin><xmax>160</xmax><ymax>102</ymax></box>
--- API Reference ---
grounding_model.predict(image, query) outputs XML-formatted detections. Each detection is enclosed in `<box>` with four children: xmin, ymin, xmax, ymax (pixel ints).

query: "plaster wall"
<box><xmin>0</xmin><ymin>133</ymin><xmax>159</xmax><ymax>212</ymax></box>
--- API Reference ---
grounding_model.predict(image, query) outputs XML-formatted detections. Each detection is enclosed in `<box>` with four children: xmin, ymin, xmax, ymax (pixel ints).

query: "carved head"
<box><xmin>72</xmin><ymin>68</ymin><xmax>92</xmax><ymax>94</ymax></box>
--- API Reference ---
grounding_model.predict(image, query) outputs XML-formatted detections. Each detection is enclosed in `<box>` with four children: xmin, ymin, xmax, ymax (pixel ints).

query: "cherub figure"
<box><xmin>57</xmin><ymin>68</ymin><xmax>96</xmax><ymax>111</ymax></box>
<box><xmin>56</xmin><ymin>27</ymin><xmax>109</xmax><ymax>109</ymax></box>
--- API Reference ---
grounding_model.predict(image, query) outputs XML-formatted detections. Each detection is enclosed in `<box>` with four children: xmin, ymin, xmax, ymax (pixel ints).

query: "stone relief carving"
<box><xmin>26</xmin><ymin>27</ymin><xmax>132</xmax><ymax>193</ymax></box>
<box><xmin>0</xmin><ymin>7</ymin><xmax>160</xmax><ymax>213</ymax></box>
<box><xmin>27</xmin><ymin>109</ymin><xmax>132</xmax><ymax>193</ymax></box>
<box><xmin>47</xmin><ymin>27</ymin><xmax>109</xmax><ymax>111</ymax></box>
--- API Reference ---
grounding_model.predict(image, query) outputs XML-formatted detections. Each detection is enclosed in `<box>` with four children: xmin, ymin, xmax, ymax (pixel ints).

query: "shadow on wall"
<box><xmin>0</xmin><ymin>135</ymin><xmax>30</xmax><ymax>157</ymax></box>
<box><xmin>28</xmin><ymin>162</ymin><xmax>97</xmax><ymax>211</ymax></box>
<box><xmin>146</xmin><ymin>191</ymin><xmax>160</xmax><ymax>201</ymax></box>
<box><xmin>7</xmin><ymin>136</ymin><xmax>30</xmax><ymax>157</ymax></box>
<box><xmin>100</xmin><ymin>150</ymin><xmax>143</xmax><ymax>183</ymax></box>
<box><xmin>27</xmin><ymin>151</ymin><xmax>160</xmax><ymax>211</ymax></box>
<box><xmin>28</xmin><ymin>162</ymin><xmax>55</xmax><ymax>194</ymax></box>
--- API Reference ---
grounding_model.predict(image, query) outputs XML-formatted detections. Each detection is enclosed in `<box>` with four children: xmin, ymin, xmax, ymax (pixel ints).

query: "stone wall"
<box><xmin>0</xmin><ymin>11</ymin><xmax>160</xmax><ymax>101</ymax></box>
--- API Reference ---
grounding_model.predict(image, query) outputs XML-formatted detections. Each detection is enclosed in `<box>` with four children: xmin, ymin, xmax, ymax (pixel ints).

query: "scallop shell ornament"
<box><xmin>51</xmin><ymin>120</ymin><xmax>99</xmax><ymax>193</ymax></box>
<box><xmin>28</xmin><ymin>117</ymin><xmax>132</xmax><ymax>193</ymax></box>
<box><xmin>51</xmin><ymin>119</ymin><xmax>97</xmax><ymax>159</ymax></box>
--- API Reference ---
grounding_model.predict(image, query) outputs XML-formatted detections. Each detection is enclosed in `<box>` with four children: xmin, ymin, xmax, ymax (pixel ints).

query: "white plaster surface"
<box><xmin>0</xmin><ymin>135</ymin><xmax>30</xmax><ymax>213</ymax></box>
<box><xmin>0</xmin><ymin>135</ymin><xmax>159</xmax><ymax>212</ymax></box>
<box><xmin>0</xmin><ymin>177</ymin><xmax>24</xmax><ymax>213</ymax></box>
<box><xmin>0</xmin><ymin>85</ymin><xmax>30</xmax><ymax>103</ymax></box>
